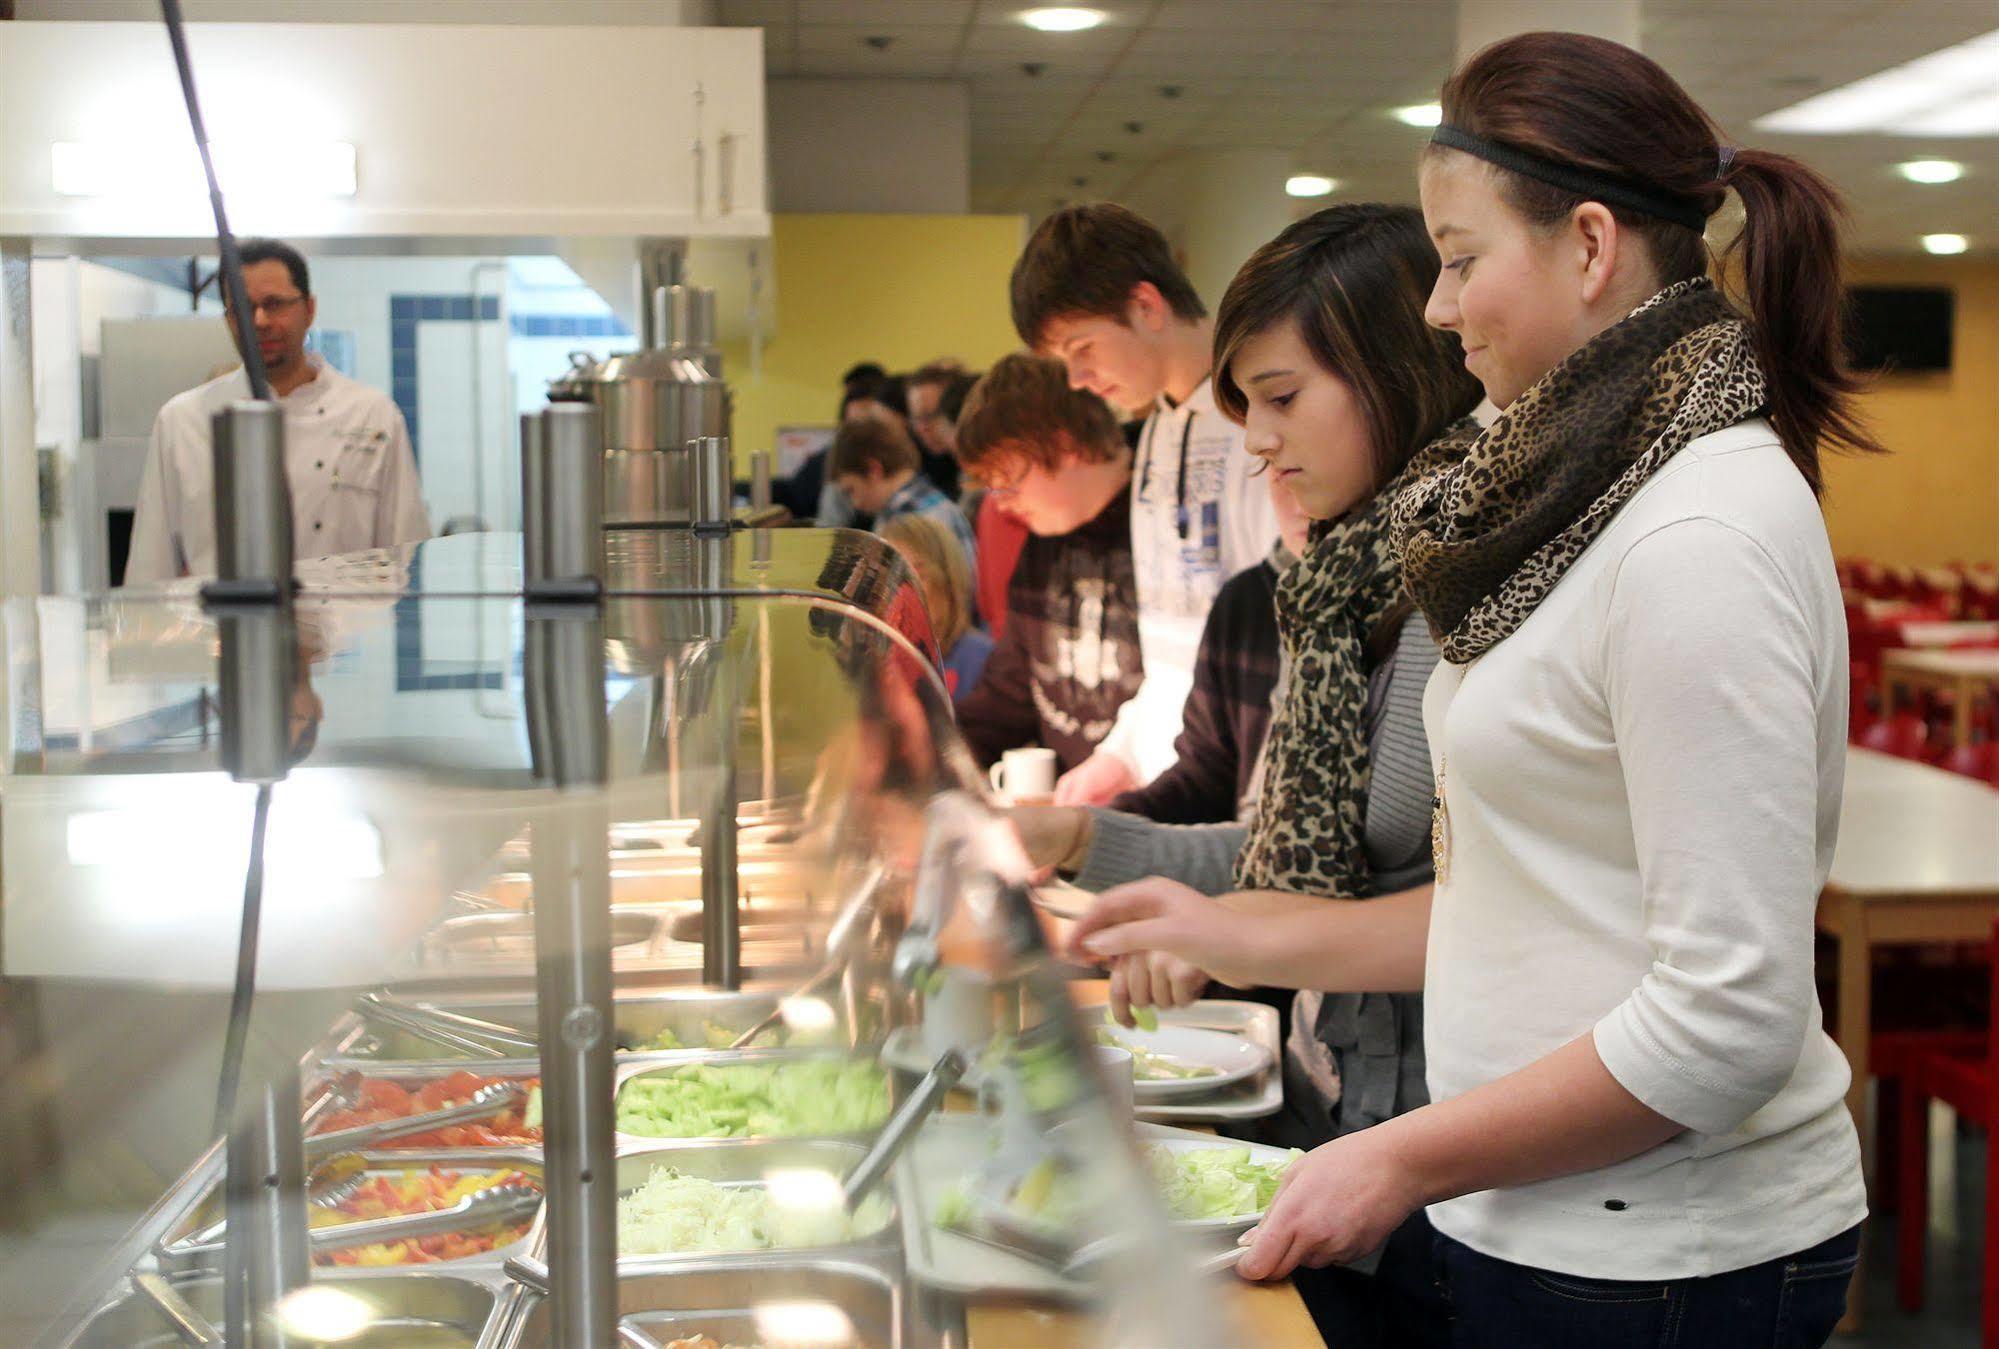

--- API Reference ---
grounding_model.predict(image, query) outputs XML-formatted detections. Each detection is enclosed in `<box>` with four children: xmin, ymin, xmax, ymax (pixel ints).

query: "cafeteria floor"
<box><xmin>1855</xmin><ymin>1104</ymin><xmax>1986</xmax><ymax>1347</ymax></box>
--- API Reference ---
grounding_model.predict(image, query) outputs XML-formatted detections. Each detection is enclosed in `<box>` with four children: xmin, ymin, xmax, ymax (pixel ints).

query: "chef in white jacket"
<box><xmin>127</xmin><ymin>238</ymin><xmax>429</xmax><ymax>584</ymax></box>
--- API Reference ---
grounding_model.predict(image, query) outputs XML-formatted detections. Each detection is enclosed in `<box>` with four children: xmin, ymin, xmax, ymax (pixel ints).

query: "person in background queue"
<box><xmin>880</xmin><ymin>511</ymin><xmax>993</xmax><ymax>702</ymax></box>
<box><xmin>1011</xmin><ymin>203</ymin><xmax>1278</xmax><ymax>806</ymax></box>
<box><xmin>950</xmin><ymin>353</ymin><xmax>1141</xmax><ymax>773</ymax></box>
<box><xmin>127</xmin><ymin>238</ymin><xmax>429</xmax><ymax>583</ymax></box>
<box><xmin>1104</xmin><ymin>471</ymin><xmax>1296</xmax><ymax>826</ymax></box>
<box><xmin>906</xmin><ymin>359</ymin><xmax>974</xmax><ymax>499</ymax></box>
<box><xmin>1072</xmin><ymin>33</ymin><xmax>1875</xmax><ymax>1348</ymax></box>
<box><xmin>828</xmin><ymin>415</ymin><xmax>978</xmax><ymax>572</ymax></box>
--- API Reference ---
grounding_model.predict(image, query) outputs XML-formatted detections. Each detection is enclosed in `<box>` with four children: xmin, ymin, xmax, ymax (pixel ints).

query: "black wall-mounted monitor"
<box><xmin>1846</xmin><ymin>286</ymin><xmax>1954</xmax><ymax>373</ymax></box>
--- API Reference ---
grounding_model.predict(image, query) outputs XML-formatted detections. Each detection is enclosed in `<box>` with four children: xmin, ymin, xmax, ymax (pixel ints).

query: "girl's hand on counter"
<box><xmin>1106</xmin><ymin>951</ymin><xmax>1209</xmax><ymax>1026</ymax></box>
<box><xmin>1069</xmin><ymin>877</ymin><xmax>1261</xmax><ymax>988</ymax></box>
<box><xmin>1235</xmin><ymin>1127</ymin><xmax>1426</xmax><ymax>1281</ymax></box>
<box><xmin>1007</xmin><ymin>804</ymin><xmax>1093</xmax><ymax>877</ymax></box>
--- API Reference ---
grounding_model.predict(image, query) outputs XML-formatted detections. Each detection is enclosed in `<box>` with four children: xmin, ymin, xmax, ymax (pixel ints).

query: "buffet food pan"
<box><xmin>498</xmin><ymin>1256</ymin><xmax>920</xmax><ymax>1349</ymax></box>
<box><xmin>590</xmin><ymin>1139</ymin><xmax>899</xmax><ymax>1273</ymax></box>
<box><xmin>156</xmin><ymin>1149</ymin><xmax>545</xmax><ymax>1277</ymax></box>
<box><xmin>302</xmin><ymin>1066</ymin><xmax>542</xmax><ymax>1150</ymax></box>
<box><xmin>327</xmin><ymin>983</ymin><xmax>883</xmax><ymax>1079</ymax></box>
<box><xmin>70</xmin><ymin>1271</ymin><xmax>502</xmax><ymax>1348</ymax></box>
<box><xmin>613</xmin><ymin>1049</ymin><xmax>894</xmax><ymax>1148</ymax></box>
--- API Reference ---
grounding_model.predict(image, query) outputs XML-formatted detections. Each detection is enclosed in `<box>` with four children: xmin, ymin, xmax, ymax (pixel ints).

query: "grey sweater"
<box><xmin>1073</xmin><ymin>609</ymin><xmax>1438</xmax><ymax>1157</ymax></box>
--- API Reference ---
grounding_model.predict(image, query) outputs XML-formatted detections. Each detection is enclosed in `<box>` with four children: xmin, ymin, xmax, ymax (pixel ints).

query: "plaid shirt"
<box><xmin>1109</xmin><ymin>554</ymin><xmax>1282</xmax><ymax>824</ymax></box>
<box><xmin>879</xmin><ymin>474</ymin><xmax>978</xmax><ymax>575</ymax></box>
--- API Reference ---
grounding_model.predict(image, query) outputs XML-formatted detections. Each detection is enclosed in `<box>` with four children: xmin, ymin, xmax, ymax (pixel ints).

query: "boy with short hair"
<box><xmin>950</xmin><ymin>353</ymin><xmax>1142</xmax><ymax>773</ymax></box>
<box><xmin>1009</xmin><ymin>202</ymin><xmax>1277</xmax><ymax>804</ymax></box>
<box><xmin>828</xmin><ymin>415</ymin><xmax>976</xmax><ymax>567</ymax></box>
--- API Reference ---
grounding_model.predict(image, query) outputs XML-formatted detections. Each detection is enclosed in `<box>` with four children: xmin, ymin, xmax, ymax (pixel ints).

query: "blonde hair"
<box><xmin>879</xmin><ymin>512</ymin><xmax>973</xmax><ymax>651</ymax></box>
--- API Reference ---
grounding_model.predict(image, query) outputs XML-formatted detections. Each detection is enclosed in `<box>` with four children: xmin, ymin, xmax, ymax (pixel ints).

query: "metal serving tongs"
<box><xmin>726</xmin><ymin>858</ymin><xmax>889</xmax><ymax>1050</ymax></box>
<box><xmin>165</xmin><ymin>1179</ymin><xmax>542</xmax><ymax>1271</ymax></box>
<box><xmin>355</xmin><ymin>990</ymin><xmax>538</xmax><ymax>1060</ymax></box>
<box><xmin>304</xmin><ymin>1079</ymin><xmax>527</xmax><ymax>1162</ymax></box>
<box><xmin>133</xmin><ymin>1273</ymin><xmax>221</xmax><ymax>1346</ymax></box>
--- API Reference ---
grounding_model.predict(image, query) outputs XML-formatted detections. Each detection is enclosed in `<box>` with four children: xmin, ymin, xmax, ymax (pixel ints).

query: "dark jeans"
<box><xmin>1433</xmin><ymin>1223</ymin><xmax>1863</xmax><ymax>1349</ymax></box>
<box><xmin>1292</xmin><ymin>1208</ymin><xmax>1450</xmax><ymax>1349</ymax></box>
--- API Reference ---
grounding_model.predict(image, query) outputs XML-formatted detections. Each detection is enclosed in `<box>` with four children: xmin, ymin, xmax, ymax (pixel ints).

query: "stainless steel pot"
<box><xmin>544</xmin><ymin>285</ymin><xmax>732</xmax><ymax>526</ymax></box>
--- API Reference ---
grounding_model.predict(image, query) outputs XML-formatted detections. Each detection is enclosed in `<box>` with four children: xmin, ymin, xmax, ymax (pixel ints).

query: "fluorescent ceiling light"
<box><xmin>1922</xmin><ymin>233</ymin><xmax>1969</xmax><ymax>255</ymax></box>
<box><xmin>1898</xmin><ymin>159</ymin><xmax>1965</xmax><ymax>184</ymax></box>
<box><xmin>1755</xmin><ymin>28</ymin><xmax>1999</xmax><ymax>135</ymax></box>
<box><xmin>1286</xmin><ymin>174</ymin><xmax>1337</xmax><ymax>198</ymax></box>
<box><xmin>1394</xmin><ymin>103</ymin><xmax>1444</xmax><ymax>128</ymax></box>
<box><xmin>1021</xmin><ymin>6</ymin><xmax>1104</xmax><ymax>31</ymax></box>
<box><xmin>52</xmin><ymin>141</ymin><xmax>357</xmax><ymax>199</ymax></box>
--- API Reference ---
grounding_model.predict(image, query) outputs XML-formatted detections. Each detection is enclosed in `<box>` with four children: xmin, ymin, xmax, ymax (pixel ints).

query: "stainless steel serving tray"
<box><xmin>589</xmin><ymin>1139</ymin><xmax>899</xmax><ymax>1272</ymax></box>
<box><xmin>495</xmin><ymin>1255</ymin><xmax>934</xmax><ymax>1349</ymax></box>
<box><xmin>69</xmin><ymin>1271</ymin><xmax>505</xmax><ymax>1349</ymax></box>
<box><xmin>156</xmin><ymin>1148</ymin><xmax>547</xmax><ymax>1278</ymax></box>
<box><xmin>611</xmin><ymin>1049</ymin><xmax>895</xmax><ymax>1149</ymax></box>
<box><xmin>302</xmin><ymin>1065</ymin><xmax>543</xmax><ymax>1151</ymax></box>
<box><xmin>325</xmin><ymin>987</ymin><xmax>804</xmax><ymax>1071</ymax></box>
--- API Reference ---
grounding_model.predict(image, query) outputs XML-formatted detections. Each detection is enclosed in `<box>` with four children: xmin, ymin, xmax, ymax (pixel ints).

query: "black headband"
<box><xmin>1431</xmin><ymin>124</ymin><xmax>1710</xmax><ymax>233</ymax></box>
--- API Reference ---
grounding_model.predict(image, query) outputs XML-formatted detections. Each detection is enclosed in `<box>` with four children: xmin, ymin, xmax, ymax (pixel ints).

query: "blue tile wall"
<box><xmin>388</xmin><ymin>293</ymin><xmax>502</xmax><ymax>456</ymax></box>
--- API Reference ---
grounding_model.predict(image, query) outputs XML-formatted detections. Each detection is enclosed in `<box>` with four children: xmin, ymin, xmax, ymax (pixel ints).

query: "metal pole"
<box><xmin>525</xmin><ymin>611</ymin><xmax>617</xmax><ymax>1349</ymax></box>
<box><xmin>520</xmin><ymin>411</ymin><xmax>547</xmax><ymax>582</ymax></box>
<box><xmin>695</xmin><ymin>532</ymin><xmax>740</xmax><ymax>989</ymax></box>
<box><xmin>205</xmin><ymin>400</ymin><xmax>293</xmax><ymax>602</ymax></box>
<box><xmin>527</xmin><ymin>405</ymin><xmax>605</xmax><ymax>599</ymax></box>
<box><xmin>749</xmin><ymin>449</ymin><xmax>771</xmax><ymax>513</ymax></box>
<box><xmin>689</xmin><ymin>435</ymin><xmax>731</xmax><ymax>534</ymax></box>
<box><xmin>521</xmin><ymin>395</ymin><xmax>617</xmax><ymax>1347</ymax></box>
<box><xmin>221</xmin><ymin>1067</ymin><xmax>308</xmax><ymax>1347</ymax></box>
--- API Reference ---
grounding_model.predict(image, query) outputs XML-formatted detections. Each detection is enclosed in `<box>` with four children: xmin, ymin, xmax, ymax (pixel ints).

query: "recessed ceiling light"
<box><xmin>1022</xmin><ymin>7</ymin><xmax>1104</xmax><ymax>31</ymax></box>
<box><xmin>1898</xmin><ymin>159</ymin><xmax>1965</xmax><ymax>184</ymax></box>
<box><xmin>1286</xmin><ymin>174</ymin><xmax>1337</xmax><ymax>198</ymax></box>
<box><xmin>1756</xmin><ymin>28</ymin><xmax>1999</xmax><ymax>135</ymax></box>
<box><xmin>1922</xmin><ymin>233</ymin><xmax>1969</xmax><ymax>255</ymax></box>
<box><xmin>1394</xmin><ymin>103</ymin><xmax>1444</xmax><ymax>128</ymax></box>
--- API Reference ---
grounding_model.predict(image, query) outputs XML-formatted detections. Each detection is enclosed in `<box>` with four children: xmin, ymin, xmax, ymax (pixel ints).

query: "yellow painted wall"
<box><xmin>719</xmin><ymin>213</ymin><xmax>1029</xmax><ymax>472</ymax></box>
<box><xmin>1822</xmin><ymin>258</ymin><xmax>1999</xmax><ymax>565</ymax></box>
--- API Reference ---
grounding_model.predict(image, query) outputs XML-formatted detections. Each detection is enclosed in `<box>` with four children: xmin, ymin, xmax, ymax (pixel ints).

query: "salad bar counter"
<box><xmin>0</xmin><ymin>528</ymin><xmax>1312</xmax><ymax>1348</ymax></box>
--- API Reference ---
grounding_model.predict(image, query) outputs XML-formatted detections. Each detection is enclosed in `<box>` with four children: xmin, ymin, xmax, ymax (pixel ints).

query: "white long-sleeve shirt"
<box><xmin>1422</xmin><ymin>418</ymin><xmax>1865</xmax><ymax>1279</ymax></box>
<box><xmin>127</xmin><ymin>355</ymin><xmax>430</xmax><ymax>584</ymax></box>
<box><xmin>1092</xmin><ymin>376</ymin><xmax>1277</xmax><ymax>782</ymax></box>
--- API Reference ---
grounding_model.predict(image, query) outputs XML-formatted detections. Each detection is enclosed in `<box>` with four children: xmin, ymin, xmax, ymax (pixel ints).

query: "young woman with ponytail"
<box><xmin>1072</xmin><ymin>31</ymin><xmax>1877</xmax><ymax>1346</ymax></box>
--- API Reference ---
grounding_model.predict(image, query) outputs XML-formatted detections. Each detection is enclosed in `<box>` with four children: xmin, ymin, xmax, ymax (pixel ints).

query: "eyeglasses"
<box><xmin>241</xmin><ymin>294</ymin><xmax>306</xmax><ymax>318</ymax></box>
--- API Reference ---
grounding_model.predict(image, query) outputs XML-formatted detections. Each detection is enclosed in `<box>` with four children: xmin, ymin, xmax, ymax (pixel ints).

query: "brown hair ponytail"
<box><xmin>1435</xmin><ymin>31</ymin><xmax>1884</xmax><ymax>493</ymax></box>
<box><xmin>1719</xmin><ymin>148</ymin><xmax>1877</xmax><ymax>493</ymax></box>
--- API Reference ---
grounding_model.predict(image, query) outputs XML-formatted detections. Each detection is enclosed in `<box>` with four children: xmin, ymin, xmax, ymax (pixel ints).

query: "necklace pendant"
<box><xmin>1430</xmin><ymin>780</ymin><xmax>1450</xmax><ymax>887</ymax></box>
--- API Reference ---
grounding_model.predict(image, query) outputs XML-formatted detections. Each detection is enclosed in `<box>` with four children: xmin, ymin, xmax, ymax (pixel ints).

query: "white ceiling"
<box><xmin>720</xmin><ymin>0</ymin><xmax>1999</xmax><ymax>254</ymax></box>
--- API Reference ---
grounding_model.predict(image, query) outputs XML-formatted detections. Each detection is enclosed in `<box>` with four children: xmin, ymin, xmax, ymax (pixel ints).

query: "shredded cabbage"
<box><xmin>615</xmin><ymin>1060</ymin><xmax>890</xmax><ymax>1139</ymax></box>
<box><xmin>617</xmin><ymin>1166</ymin><xmax>889</xmax><ymax>1256</ymax></box>
<box><xmin>1146</xmin><ymin>1145</ymin><xmax>1298</xmax><ymax>1221</ymax></box>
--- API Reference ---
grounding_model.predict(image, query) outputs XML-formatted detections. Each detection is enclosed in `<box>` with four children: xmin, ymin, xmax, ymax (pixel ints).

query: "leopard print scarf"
<box><xmin>1392</xmin><ymin>278</ymin><xmax>1767</xmax><ymax>663</ymax></box>
<box><xmin>1233</xmin><ymin>425</ymin><xmax>1475</xmax><ymax>899</ymax></box>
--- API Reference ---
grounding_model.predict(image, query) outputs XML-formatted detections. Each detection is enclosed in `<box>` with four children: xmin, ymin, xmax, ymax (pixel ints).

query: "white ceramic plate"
<box><xmin>1138</xmin><ymin>1130</ymin><xmax>1300</xmax><ymax>1237</ymax></box>
<box><xmin>1098</xmin><ymin>1024</ymin><xmax>1272</xmax><ymax>1100</ymax></box>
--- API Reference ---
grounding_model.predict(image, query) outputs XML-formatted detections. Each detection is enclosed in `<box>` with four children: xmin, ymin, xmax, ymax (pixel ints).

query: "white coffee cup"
<box><xmin>989</xmin><ymin>746</ymin><xmax>1058</xmax><ymax>802</ymax></box>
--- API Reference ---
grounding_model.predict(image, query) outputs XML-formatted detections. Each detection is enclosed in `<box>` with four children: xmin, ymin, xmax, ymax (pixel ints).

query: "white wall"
<box><xmin>767</xmin><ymin>79</ymin><xmax>970</xmax><ymax>215</ymax></box>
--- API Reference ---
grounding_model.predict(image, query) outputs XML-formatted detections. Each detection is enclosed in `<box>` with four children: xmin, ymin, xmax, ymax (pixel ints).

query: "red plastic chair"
<box><xmin>1896</xmin><ymin>918</ymin><xmax>1999</xmax><ymax>1345</ymax></box>
<box><xmin>1859</xmin><ymin>713</ymin><xmax>1931</xmax><ymax>761</ymax></box>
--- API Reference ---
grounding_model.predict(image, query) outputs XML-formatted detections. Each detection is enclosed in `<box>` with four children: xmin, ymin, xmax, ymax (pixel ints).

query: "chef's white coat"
<box><xmin>127</xmin><ymin>354</ymin><xmax>431</xmax><ymax>584</ymax></box>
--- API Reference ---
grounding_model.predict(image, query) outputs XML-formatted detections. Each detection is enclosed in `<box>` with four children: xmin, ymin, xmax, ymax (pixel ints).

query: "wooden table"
<box><xmin>1896</xmin><ymin>620</ymin><xmax>1999</xmax><ymax>648</ymax></box>
<box><xmin>1881</xmin><ymin>647</ymin><xmax>1999</xmax><ymax>746</ymax></box>
<box><xmin>1818</xmin><ymin>749</ymin><xmax>1999</xmax><ymax>1329</ymax></box>
<box><xmin>1820</xmin><ymin>750</ymin><xmax>1999</xmax><ymax>1156</ymax></box>
<box><xmin>968</xmin><ymin>980</ymin><xmax>1321</xmax><ymax>1348</ymax></box>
